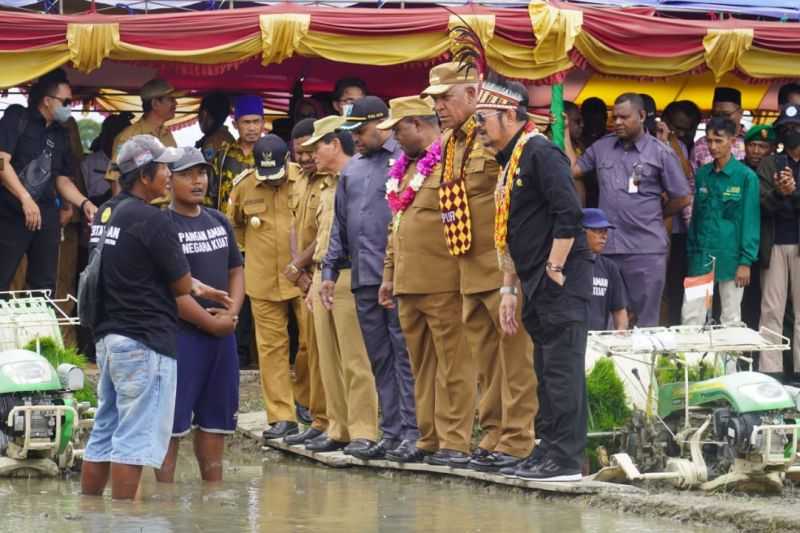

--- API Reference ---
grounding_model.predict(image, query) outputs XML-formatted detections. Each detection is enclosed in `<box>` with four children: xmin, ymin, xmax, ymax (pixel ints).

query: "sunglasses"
<box><xmin>47</xmin><ymin>95</ymin><xmax>71</xmax><ymax>107</ymax></box>
<box><xmin>475</xmin><ymin>111</ymin><xmax>503</xmax><ymax>125</ymax></box>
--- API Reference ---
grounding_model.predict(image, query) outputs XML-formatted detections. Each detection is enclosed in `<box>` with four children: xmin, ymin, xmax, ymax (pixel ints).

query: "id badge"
<box><xmin>627</xmin><ymin>176</ymin><xmax>639</xmax><ymax>194</ymax></box>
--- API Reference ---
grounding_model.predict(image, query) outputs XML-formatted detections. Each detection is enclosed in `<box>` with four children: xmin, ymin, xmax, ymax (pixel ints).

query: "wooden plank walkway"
<box><xmin>237</xmin><ymin>411</ymin><xmax>644</xmax><ymax>496</ymax></box>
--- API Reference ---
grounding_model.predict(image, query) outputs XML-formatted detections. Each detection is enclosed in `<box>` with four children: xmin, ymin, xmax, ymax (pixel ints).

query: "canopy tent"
<box><xmin>567</xmin><ymin>1</ymin><xmax>800</xmax><ymax>21</ymax></box>
<box><xmin>2</xmin><ymin>1</ymin><xmax>800</xmax><ymax>118</ymax></box>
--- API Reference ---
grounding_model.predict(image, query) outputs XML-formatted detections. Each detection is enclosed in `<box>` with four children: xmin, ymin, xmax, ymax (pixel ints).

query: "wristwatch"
<box><xmin>499</xmin><ymin>286</ymin><xmax>518</xmax><ymax>296</ymax></box>
<box><xmin>545</xmin><ymin>262</ymin><xmax>564</xmax><ymax>273</ymax></box>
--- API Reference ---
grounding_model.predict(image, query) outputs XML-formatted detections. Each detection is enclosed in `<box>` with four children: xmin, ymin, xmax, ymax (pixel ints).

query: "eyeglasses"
<box><xmin>47</xmin><ymin>95</ymin><xmax>71</xmax><ymax>107</ymax></box>
<box><xmin>475</xmin><ymin>111</ymin><xmax>503</xmax><ymax>125</ymax></box>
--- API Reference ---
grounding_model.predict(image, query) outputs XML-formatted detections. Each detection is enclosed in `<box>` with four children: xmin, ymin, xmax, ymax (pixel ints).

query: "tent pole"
<box><xmin>550</xmin><ymin>83</ymin><xmax>565</xmax><ymax>150</ymax></box>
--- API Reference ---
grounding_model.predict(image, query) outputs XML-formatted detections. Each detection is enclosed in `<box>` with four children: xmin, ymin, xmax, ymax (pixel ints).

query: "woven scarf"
<box><xmin>439</xmin><ymin>117</ymin><xmax>477</xmax><ymax>256</ymax></box>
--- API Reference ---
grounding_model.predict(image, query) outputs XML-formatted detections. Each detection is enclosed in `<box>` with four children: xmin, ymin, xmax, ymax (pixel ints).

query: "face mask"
<box><xmin>53</xmin><ymin>104</ymin><xmax>71</xmax><ymax>124</ymax></box>
<box><xmin>782</xmin><ymin>131</ymin><xmax>800</xmax><ymax>151</ymax></box>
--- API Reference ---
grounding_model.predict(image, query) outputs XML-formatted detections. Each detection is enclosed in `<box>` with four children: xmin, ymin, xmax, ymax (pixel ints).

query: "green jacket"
<box><xmin>687</xmin><ymin>157</ymin><xmax>760</xmax><ymax>281</ymax></box>
<box><xmin>756</xmin><ymin>154</ymin><xmax>800</xmax><ymax>268</ymax></box>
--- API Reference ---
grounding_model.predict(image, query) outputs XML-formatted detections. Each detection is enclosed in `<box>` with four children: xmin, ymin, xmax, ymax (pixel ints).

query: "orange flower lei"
<box><xmin>494</xmin><ymin>122</ymin><xmax>539</xmax><ymax>254</ymax></box>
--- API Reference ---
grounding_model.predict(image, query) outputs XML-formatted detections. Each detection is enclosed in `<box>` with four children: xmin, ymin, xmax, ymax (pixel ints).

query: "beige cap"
<box><xmin>140</xmin><ymin>78</ymin><xmax>184</xmax><ymax>103</ymax></box>
<box><xmin>421</xmin><ymin>62</ymin><xmax>480</xmax><ymax>97</ymax></box>
<box><xmin>301</xmin><ymin>115</ymin><xmax>346</xmax><ymax>147</ymax></box>
<box><xmin>377</xmin><ymin>96</ymin><xmax>436</xmax><ymax>130</ymax></box>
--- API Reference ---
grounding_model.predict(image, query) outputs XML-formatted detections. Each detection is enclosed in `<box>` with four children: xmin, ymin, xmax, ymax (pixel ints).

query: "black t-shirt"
<box><xmin>589</xmin><ymin>254</ymin><xmax>628</xmax><ymax>331</ymax></box>
<box><xmin>0</xmin><ymin>105</ymin><xmax>71</xmax><ymax>214</ymax></box>
<box><xmin>168</xmin><ymin>207</ymin><xmax>243</xmax><ymax>330</ymax></box>
<box><xmin>90</xmin><ymin>192</ymin><xmax>190</xmax><ymax>358</ymax></box>
<box><xmin>499</xmin><ymin>131</ymin><xmax>590</xmax><ymax>293</ymax></box>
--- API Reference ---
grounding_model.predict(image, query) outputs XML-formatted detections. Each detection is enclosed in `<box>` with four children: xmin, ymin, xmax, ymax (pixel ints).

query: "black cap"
<box><xmin>340</xmin><ymin>96</ymin><xmax>389</xmax><ymax>131</ymax></box>
<box><xmin>253</xmin><ymin>134</ymin><xmax>288</xmax><ymax>181</ymax></box>
<box><xmin>713</xmin><ymin>87</ymin><xmax>742</xmax><ymax>106</ymax></box>
<box><xmin>774</xmin><ymin>104</ymin><xmax>800</xmax><ymax>129</ymax></box>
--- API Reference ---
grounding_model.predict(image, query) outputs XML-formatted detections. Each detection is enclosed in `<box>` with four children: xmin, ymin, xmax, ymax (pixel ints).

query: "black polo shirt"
<box><xmin>497</xmin><ymin>128</ymin><xmax>589</xmax><ymax>293</ymax></box>
<box><xmin>589</xmin><ymin>254</ymin><xmax>628</xmax><ymax>330</ymax></box>
<box><xmin>0</xmin><ymin>105</ymin><xmax>71</xmax><ymax>214</ymax></box>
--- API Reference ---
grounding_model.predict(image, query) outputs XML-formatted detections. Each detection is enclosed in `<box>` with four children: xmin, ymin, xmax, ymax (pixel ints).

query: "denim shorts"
<box><xmin>84</xmin><ymin>334</ymin><xmax>177</xmax><ymax>468</ymax></box>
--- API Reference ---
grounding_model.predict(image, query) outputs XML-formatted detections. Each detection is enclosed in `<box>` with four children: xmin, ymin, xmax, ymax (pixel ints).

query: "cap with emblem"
<box><xmin>775</xmin><ymin>104</ymin><xmax>800</xmax><ymax>129</ymax></box>
<box><xmin>301</xmin><ymin>115</ymin><xmax>347</xmax><ymax>147</ymax></box>
<box><xmin>744</xmin><ymin>125</ymin><xmax>776</xmax><ymax>145</ymax></box>
<box><xmin>376</xmin><ymin>96</ymin><xmax>436</xmax><ymax>130</ymax></box>
<box><xmin>140</xmin><ymin>79</ymin><xmax>184</xmax><ymax>103</ymax></box>
<box><xmin>421</xmin><ymin>61</ymin><xmax>480</xmax><ymax>97</ymax></box>
<box><xmin>253</xmin><ymin>134</ymin><xmax>288</xmax><ymax>181</ymax></box>
<box><xmin>339</xmin><ymin>96</ymin><xmax>389</xmax><ymax>131</ymax></box>
<box><xmin>116</xmin><ymin>134</ymin><xmax>182</xmax><ymax>174</ymax></box>
<box><xmin>170</xmin><ymin>147</ymin><xmax>213</xmax><ymax>173</ymax></box>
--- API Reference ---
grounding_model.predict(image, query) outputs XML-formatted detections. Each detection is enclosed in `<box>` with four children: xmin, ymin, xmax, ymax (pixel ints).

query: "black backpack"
<box><xmin>77</xmin><ymin>197</ymin><xmax>132</xmax><ymax>330</ymax></box>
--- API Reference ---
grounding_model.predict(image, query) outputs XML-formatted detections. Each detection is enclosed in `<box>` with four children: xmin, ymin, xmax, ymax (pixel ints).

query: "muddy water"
<box><xmin>0</xmin><ymin>451</ymin><xmax>711</xmax><ymax>533</ymax></box>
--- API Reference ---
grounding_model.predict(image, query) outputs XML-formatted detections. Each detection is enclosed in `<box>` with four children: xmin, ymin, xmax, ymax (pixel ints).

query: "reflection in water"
<box><xmin>0</xmin><ymin>452</ymin><xmax>708</xmax><ymax>533</ymax></box>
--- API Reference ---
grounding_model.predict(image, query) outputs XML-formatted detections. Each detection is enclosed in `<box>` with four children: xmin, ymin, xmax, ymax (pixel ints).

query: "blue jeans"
<box><xmin>84</xmin><ymin>334</ymin><xmax>177</xmax><ymax>468</ymax></box>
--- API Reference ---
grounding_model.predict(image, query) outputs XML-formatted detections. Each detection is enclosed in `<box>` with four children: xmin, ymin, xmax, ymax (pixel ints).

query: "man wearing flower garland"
<box><xmin>377</xmin><ymin>96</ymin><xmax>474</xmax><ymax>464</ymax></box>
<box><xmin>423</xmin><ymin>62</ymin><xmax>537</xmax><ymax>470</ymax></box>
<box><xmin>477</xmin><ymin>76</ymin><xmax>590</xmax><ymax>482</ymax></box>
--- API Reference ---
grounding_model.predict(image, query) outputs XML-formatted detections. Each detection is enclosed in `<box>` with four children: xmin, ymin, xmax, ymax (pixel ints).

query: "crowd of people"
<box><xmin>2</xmin><ymin>62</ymin><xmax>800</xmax><ymax>499</ymax></box>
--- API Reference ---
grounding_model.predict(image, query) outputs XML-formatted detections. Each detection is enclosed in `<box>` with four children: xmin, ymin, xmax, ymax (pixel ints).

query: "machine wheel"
<box><xmin>665</xmin><ymin>458</ymin><xmax>705</xmax><ymax>489</ymax></box>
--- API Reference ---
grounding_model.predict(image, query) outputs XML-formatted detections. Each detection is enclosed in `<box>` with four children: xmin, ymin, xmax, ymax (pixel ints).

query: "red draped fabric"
<box><xmin>0</xmin><ymin>12</ymin><xmax>67</xmax><ymax>50</ymax></box>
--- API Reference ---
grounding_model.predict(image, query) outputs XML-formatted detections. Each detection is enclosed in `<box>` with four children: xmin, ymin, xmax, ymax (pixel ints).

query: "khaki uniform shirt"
<box><xmin>294</xmin><ymin>168</ymin><xmax>325</xmax><ymax>254</ymax></box>
<box><xmin>384</xmin><ymin>154</ymin><xmax>459</xmax><ymax>295</ymax></box>
<box><xmin>312</xmin><ymin>174</ymin><xmax>340</xmax><ymax>265</ymax></box>
<box><xmin>105</xmin><ymin>118</ymin><xmax>177</xmax><ymax>182</ymax></box>
<box><xmin>227</xmin><ymin>171</ymin><xmax>300</xmax><ymax>302</ymax></box>
<box><xmin>444</xmin><ymin>121</ymin><xmax>503</xmax><ymax>294</ymax></box>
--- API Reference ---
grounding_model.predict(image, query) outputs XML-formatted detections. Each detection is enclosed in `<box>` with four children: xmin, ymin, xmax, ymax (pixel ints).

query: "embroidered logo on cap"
<box><xmin>787</xmin><ymin>106</ymin><xmax>798</xmax><ymax>118</ymax></box>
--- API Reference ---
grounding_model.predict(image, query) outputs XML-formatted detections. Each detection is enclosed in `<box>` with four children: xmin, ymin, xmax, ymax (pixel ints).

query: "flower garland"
<box><xmin>494</xmin><ymin>121</ymin><xmax>540</xmax><ymax>255</ymax></box>
<box><xmin>385</xmin><ymin>139</ymin><xmax>443</xmax><ymax>229</ymax></box>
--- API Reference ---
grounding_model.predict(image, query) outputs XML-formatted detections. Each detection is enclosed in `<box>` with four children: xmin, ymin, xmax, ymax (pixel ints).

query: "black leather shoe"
<box><xmin>305</xmin><ymin>435</ymin><xmax>348</xmax><ymax>453</ymax></box>
<box><xmin>470</xmin><ymin>452</ymin><xmax>524</xmax><ymax>472</ymax></box>
<box><xmin>284</xmin><ymin>427</ymin><xmax>323</xmax><ymax>446</ymax></box>
<box><xmin>295</xmin><ymin>403</ymin><xmax>312</xmax><ymax>425</ymax></box>
<box><xmin>500</xmin><ymin>446</ymin><xmax>546</xmax><ymax>478</ymax></box>
<box><xmin>470</xmin><ymin>447</ymin><xmax>492</xmax><ymax>461</ymax></box>
<box><xmin>424</xmin><ymin>448</ymin><xmax>471</xmax><ymax>468</ymax></box>
<box><xmin>350</xmin><ymin>438</ymin><xmax>399</xmax><ymax>461</ymax></box>
<box><xmin>343</xmin><ymin>439</ymin><xmax>375</xmax><ymax>456</ymax></box>
<box><xmin>263</xmin><ymin>421</ymin><xmax>299</xmax><ymax>440</ymax></box>
<box><xmin>515</xmin><ymin>457</ymin><xmax>581</xmax><ymax>482</ymax></box>
<box><xmin>385</xmin><ymin>440</ymin><xmax>429</xmax><ymax>463</ymax></box>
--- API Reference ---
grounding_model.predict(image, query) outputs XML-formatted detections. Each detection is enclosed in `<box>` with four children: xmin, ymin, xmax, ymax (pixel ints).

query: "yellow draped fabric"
<box><xmin>528</xmin><ymin>0</ymin><xmax>583</xmax><ymax>64</ymax></box>
<box><xmin>67</xmin><ymin>23</ymin><xmax>120</xmax><ymax>74</ymax></box>
<box><xmin>703</xmin><ymin>28</ymin><xmax>753</xmax><ymax>81</ymax></box>
<box><xmin>0</xmin><ymin>45</ymin><xmax>69</xmax><ymax>87</ymax></box>
<box><xmin>259</xmin><ymin>13</ymin><xmax>310</xmax><ymax>66</ymax></box>
<box><xmin>296</xmin><ymin>31</ymin><xmax>448</xmax><ymax>66</ymax></box>
<box><xmin>739</xmin><ymin>46</ymin><xmax>800</xmax><ymax>79</ymax></box>
<box><xmin>111</xmin><ymin>37</ymin><xmax>261</xmax><ymax>64</ymax></box>
<box><xmin>447</xmin><ymin>14</ymin><xmax>495</xmax><ymax>53</ymax></box>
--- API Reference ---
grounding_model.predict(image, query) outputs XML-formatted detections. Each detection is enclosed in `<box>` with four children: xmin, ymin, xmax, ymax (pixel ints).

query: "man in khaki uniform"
<box><xmin>106</xmin><ymin>78</ymin><xmax>179</xmax><ymax>195</ymax></box>
<box><xmin>227</xmin><ymin>134</ymin><xmax>305</xmax><ymax>440</ymax></box>
<box><xmin>300</xmin><ymin>116</ymin><xmax>380</xmax><ymax>455</ymax></box>
<box><xmin>282</xmin><ymin>119</ymin><xmax>329</xmax><ymax>444</ymax></box>
<box><xmin>423</xmin><ymin>63</ymin><xmax>538</xmax><ymax>471</ymax></box>
<box><xmin>377</xmin><ymin>97</ymin><xmax>475</xmax><ymax>466</ymax></box>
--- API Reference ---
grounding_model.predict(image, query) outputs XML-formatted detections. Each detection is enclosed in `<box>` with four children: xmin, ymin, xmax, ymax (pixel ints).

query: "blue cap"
<box><xmin>234</xmin><ymin>95</ymin><xmax>263</xmax><ymax>120</ymax></box>
<box><xmin>582</xmin><ymin>208</ymin><xmax>615</xmax><ymax>229</ymax></box>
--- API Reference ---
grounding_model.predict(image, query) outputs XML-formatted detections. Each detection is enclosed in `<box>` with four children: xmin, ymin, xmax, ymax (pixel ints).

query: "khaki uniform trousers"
<box><xmin>311</xmin><ymin>269</ymin><xmax>378</xmax><ymax>442</ymax></box>
<box><xmin>297</xmin><ymin>304</ymin><xmax>329</xmax><ymax>431</ymax></box>
<box><xmin>463</xmin><ymin>289</ymin><xmax>537</xmax><ymax>458</ymax></box>
<box><xmin>398</xmin><ymin>292</ymin><xmax>475</xmax><ymax>453</ymax></box>
<box><xmin>251</xmin><ymin>296</ymin><xmax>307</xmax><ymax>423</ymax></box>
<box><xmin>760</xmin><ymin>244</ymin><xmax>800</xmax><ymax>373</ymax></box>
